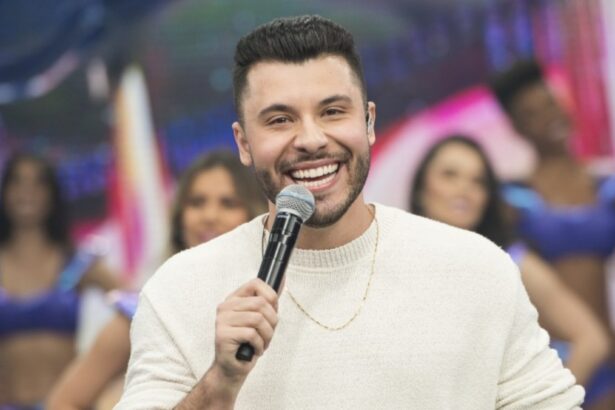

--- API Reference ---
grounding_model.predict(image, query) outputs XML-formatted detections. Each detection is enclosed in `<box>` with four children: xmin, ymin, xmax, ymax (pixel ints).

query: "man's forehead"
<box><xmin>242</xmin><ymin>55</ymin><xmax>362</xmax><ymax>105</ymax></box>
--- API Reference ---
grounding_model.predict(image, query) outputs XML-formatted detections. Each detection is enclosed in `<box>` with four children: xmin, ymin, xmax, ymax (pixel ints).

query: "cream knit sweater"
<box><xmin>117</xmin><ymin>204</ymin><xmax>583</xmax><ymax>409</ymax></box>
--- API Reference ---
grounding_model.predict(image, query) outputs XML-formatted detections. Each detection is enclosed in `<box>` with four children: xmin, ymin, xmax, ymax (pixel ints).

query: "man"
<box><xmin>117</xmin><ymin>16</ymin><xmax>584</xmax><ymax>409</ymax></box>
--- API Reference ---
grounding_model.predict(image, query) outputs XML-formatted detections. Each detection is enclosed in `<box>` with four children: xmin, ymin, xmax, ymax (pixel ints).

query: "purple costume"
<box><xmin>0</xmin><ymin>249</ymin><xmax>96</xmax><ymax>337</ymax></box>
<box><xmin>503</xmin><ymin>176</ymin><xmax>615</xmax><ymax>261</ymax></box>
<box><xmin>0</xmin><ymin>249</ymin><xmax>96</xmax><ymax>409</ymax></box>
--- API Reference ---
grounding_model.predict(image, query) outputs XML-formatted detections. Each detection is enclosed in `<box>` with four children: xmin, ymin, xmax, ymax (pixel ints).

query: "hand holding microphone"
<box><xmin>203</xmin><ymin>186</ymin><xmax>314</xmax><ymax>401</ymax></box>
<box><xmin>215</xmin><ymin>185</ymin><xmax>315</xmax><ymax>377</ymax></box>
<box><xmin>211</xmin><ymin>184</ymin><xmax>315</xmax><ymax>382</ymax></box>
<box><xmin>235</xmin><ymin>184</ymin><xmax>315</xmax><ymax>361</ymax></box>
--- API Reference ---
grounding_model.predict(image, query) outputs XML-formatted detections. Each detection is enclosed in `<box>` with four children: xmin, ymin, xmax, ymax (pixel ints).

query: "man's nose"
<box><xmin>293</xmin><ymin>119</ymin><xmax>328</xmax><ymax>153</ymax></box>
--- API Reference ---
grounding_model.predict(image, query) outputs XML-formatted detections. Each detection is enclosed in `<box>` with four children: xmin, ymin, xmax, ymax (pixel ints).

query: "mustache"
<box><xmin>278</xmin><ymin>151</ymin><xmax>351</xmax><ymax>173</ymax></box>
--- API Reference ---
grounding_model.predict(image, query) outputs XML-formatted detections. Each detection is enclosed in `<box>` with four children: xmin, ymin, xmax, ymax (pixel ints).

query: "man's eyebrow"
<box><xmin>256</xmin><ymin>95</ymin><xmax>353</xmax><ymax>120</ymax></box>
<box><xmin>318</xmin><ymin>94</ymin><xmax>353</xmax><ymax>107</ymax></box>
<box><xmin>257</xmin><ymin>104</ymin><xmax>298</xmax><ymax>120</ymax></box>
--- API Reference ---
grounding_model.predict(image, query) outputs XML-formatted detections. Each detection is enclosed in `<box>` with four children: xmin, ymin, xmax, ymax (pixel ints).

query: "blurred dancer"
<box><xmin>491</xmin><ymin>61</ymin><xmax>615</xmax><ymax>409</ymax></box>
<box><xmin>409</xmin><ymin>136</ymin><xmax>610</xmax><ymax>391</ymax></box>
<box><xmin>47</xmin><ymin>150</ymin><xmax>266</xmax><ymax>409</ymax></box>
<box><xmin>0</xmin><ymin>154</ymin><xmax>122</xmax><ymax>409</ymax></box>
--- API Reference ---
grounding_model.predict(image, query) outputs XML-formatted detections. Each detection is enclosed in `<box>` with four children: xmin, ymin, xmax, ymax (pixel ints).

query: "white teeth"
<box><xmin>291</xmin><ymin>163</ymin><xmax>339</xmax><ymax>179</ymax></box>
<box><xmin>297</xmin><ymin>173</ymin><xmax>336</xmax><ymax>188</ymax></box>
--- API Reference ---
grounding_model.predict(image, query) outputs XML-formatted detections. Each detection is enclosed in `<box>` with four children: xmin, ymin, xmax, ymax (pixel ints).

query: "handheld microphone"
<box><xmin>235</xmin><ymin>184</ymin><xmax>315</xmax><ymax>362</ymax></box>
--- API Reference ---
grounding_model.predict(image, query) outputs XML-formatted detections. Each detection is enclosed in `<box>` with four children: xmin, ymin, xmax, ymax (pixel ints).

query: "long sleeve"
<box><xmin>496</xmin><ymin>261</ymin><xmax>585</xmax><ymax>409</ymax></box>
<box><xmin>114</xmin><ymin>292</ymin><xmax>197</xmax><ymax>410</ymax></box>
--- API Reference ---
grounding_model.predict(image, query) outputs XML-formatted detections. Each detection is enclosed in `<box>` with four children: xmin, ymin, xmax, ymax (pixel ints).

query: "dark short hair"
<box><xmin>232</xmin><ymin>15</ymin><xmax>367</xmax><ymax>122</ymax></box>
<box><xmin>0</xmin><ymin>153</ymin><xmax>72</xmax><ymax>250</ymax></box>
<box><xmin>409</xmin><ymin>135</ymin><xmax>514</xmax><ymax>248</ymax></box>
<box><xmin>170</xmin><ymin>150</ymin><xmax>267</xmax><ymax>253</ymax></box>
<box><xmin>489</xmin><ymin>60</ymin><xmax>544</xmax><ymax>113</ymax></box>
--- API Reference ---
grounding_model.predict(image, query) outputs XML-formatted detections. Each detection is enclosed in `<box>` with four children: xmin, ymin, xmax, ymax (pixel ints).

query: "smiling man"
<box><xmin>116</xmin><ymin>16</ymin><xmax>584</xmax><ymax>409</ymax></box>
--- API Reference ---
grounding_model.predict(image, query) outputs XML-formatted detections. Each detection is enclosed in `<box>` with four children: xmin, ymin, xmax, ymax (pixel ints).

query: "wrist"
<box><xmin>200</xmin><ymin>364</ymin><xmax>244</xmax><ymax>407</ymax></box>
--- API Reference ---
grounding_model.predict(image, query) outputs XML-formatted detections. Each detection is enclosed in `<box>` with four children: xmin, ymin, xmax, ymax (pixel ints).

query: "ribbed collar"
<box><xmin>259</xmin><ymin>205</ymin><xmax>379</xmax><ymax>270</ymax></box>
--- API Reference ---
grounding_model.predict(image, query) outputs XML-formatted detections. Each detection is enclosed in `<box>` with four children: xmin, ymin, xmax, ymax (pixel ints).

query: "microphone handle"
<box><xmin>236</xmin><ymin>213</ymin><xmax>301</xmax><ymax>362</ymax></box>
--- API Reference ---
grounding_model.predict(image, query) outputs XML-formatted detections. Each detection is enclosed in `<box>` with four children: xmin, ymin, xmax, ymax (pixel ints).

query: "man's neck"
<box><xmin>266</xmin><ymin>195</ymin><xmax>374</xmax><ymax>250</ymax></box>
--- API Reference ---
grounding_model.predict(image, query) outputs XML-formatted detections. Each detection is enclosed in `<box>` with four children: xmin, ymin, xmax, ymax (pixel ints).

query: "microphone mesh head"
<box><xmin>276</xmin><ymin>185</ymin><xmax>315</xmax><ymax>222</ymax></box>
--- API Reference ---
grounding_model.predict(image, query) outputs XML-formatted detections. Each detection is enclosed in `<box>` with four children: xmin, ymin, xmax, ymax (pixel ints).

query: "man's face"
<box><xmin>233</xmin><ymin>55</ymin><xmax>376</xmax><ymax>228</ymax></box>
<box><xmin>508</xmin><ymin>82</ymin><xmax>572</xmax><ymax>154</ymax></box>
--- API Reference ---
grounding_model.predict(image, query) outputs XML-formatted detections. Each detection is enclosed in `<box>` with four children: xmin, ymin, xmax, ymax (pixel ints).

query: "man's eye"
<box><xmin>324</xmin><ymin>108</ymin><xmax>343</xmax><ymax>116</ymax></box>
<box><xmin>268</xmin><ymin>116</ymin><xmax>290</xmax><ymax>125</ymax></box>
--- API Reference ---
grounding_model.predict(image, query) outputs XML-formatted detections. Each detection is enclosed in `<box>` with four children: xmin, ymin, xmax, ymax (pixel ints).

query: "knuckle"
<box><xmin>217</xmin><ymin>301</ymin><xmax>230</xmax><ymax>313</ymax></box>
<box><xmin>251</xmin><ymin>313</ymin><xmax>264</xmax><ymax>327</ymax></box>
<box><xmin>255</xmin><ymin>296</ymin><xmax>267</xmax><ymax>308</ymax></box>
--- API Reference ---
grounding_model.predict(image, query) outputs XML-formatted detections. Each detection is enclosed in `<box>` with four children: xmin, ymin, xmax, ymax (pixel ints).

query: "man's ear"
<box><xmin>232</xmin><ymin>121</ymin><xmax>253</xmax><ymax>167</ymax></box>
<box><xmin>366</xmin><ymin>101</ymin><xmax>376</xmax><ymax>146</ymax></box>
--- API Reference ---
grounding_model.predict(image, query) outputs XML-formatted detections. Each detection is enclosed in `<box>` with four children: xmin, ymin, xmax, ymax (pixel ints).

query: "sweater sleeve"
<box><xmin>114</xmin><ymin>292</ymin><xmax>196</xmax><ymax>410</ymax></box>
<box><xmin>496</xmin><ymin>260</ymin><xmax>585</xmax><ymax>409</ymax></box>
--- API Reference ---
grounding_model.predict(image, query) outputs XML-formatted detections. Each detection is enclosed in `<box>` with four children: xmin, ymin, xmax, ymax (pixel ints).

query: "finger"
<box><xmin>220</xmin><ymin>296</ymin><xmax>278</xmax><ymax>327</ymax></box>
<box><xmin>221</xmin><ymin>311</ymin><xmax>275</xmax><ymax>349</ymax></box>
<box><xmin>227</xmin><ymin>279</ymin><xmax>279</xmax><ymax>309</ymax></box>
<box><xmin>218</xmin><ymin>326</ymin><xmax>266</xmax><ymax>357</ymax></box>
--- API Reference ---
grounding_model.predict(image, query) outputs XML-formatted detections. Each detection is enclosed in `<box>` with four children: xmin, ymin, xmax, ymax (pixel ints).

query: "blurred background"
<box><xmin>0</xmin><ymin>0</ymin><xmax>613</xmax><ymax>281</ymax></box>
<box><xmin>1</xmin><ymin>1</ymin><xmax>615</xmax><ymax>407</ymax></box>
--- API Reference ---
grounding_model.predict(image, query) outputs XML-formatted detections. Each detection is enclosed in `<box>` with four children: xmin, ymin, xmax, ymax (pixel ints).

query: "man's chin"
<box><xmin>304</xmin><ymin>202</ymin><xmax>348</xmax><ymax>228</ymax></box>
<box><xmin>305</xmin><ymin>217</ymin><xmax>336</xmax><ymax>229</ymax></box>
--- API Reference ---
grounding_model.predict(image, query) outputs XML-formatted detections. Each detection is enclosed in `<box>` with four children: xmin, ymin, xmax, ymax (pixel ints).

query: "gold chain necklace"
<box><xmin>261</xmin><ymin>206</ymin><xmax>379</xmax><ymax>331</ymax></box>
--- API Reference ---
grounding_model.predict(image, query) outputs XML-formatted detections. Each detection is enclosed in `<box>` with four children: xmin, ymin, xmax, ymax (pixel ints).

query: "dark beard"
<box><xmin>253</xmin><ymin>149</ymin><xmax>371</xmax><ymax>228</ymax></box>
